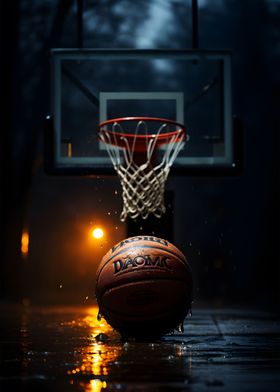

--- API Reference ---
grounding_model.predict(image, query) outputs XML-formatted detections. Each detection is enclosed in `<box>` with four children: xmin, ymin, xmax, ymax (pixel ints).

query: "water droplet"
<box><xmin>97</xmin><ymin>310</ymin><xmax>102</xmax><ymax>321</ymax></box>
<box><xmin>59</xmin><ymin>284</ymin><xmax>63</xmax><ymax>289</ymax></box>
<box><xmin>95</xmin><ymin>333</ymin><xmax>108</xmax><ymax>342</ymax></box>
<box><xmin>115</xmin><ymin>226</ymin><xmax>118</xmax><ymax>230</ymax></box>
<box><xmin>114</xmin><ymin>190</ymin><xmax>118</xmax><ymax>195</ymax></box>
<box><xmin>177</xmin><ymin>322</ymin><xmax>184</xmax><ymax>333</ymax></box>
<box><xmin>107</xmin><ymin>212</ymin><xmax>111</xmax><ymax>215</ymax></box>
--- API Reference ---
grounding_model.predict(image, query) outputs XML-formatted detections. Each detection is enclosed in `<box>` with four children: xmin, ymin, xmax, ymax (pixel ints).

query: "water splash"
<box><xmin>189</xmin><ymin>307</ymin><xmax>193</xmax><ymax>317</ymax></box>
<box><xmin>177</xmin><ymin>322</ymin><xmax>184</xmax><ymax>333</ymax></box>
<box><xmin>97</xmin><ymin>310</ymin><xmax>102</xmax><ymax>321</ymax></box>
<box><xmin>95</xmin><ymin>333</ymin><xmax>109</xmax><ymax>342</ymax></box>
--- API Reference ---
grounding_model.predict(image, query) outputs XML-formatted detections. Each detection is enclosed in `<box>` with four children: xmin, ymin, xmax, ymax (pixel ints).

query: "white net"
<box><xmin>99</xmin><ymin>119</ymin><xmax>185</xmax><ymax>221</ymax></box>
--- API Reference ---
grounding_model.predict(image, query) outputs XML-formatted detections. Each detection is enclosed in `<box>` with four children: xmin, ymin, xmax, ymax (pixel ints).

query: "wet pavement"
<box><xmin>0</xmin><ymin>304</ymin><xmax>279</xmax><ymax>391</ymax></box>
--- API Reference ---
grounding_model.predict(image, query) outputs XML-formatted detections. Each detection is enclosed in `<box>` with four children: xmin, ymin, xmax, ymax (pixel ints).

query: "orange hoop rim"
<box><xmin>98</xmin><ymin>117</ymin><xmax>186</xmax><ymax>150</ymax></box>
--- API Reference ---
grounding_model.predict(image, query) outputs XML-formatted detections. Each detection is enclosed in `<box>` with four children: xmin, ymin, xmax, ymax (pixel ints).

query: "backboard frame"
<box><xmin>45</xmin><ymin>48</ymin><xmax>241</xmax><ymax>176</ymax></box>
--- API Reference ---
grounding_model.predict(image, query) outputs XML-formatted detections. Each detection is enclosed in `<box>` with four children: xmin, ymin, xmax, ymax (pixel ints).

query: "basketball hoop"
<box><xmin>98</xmin><ymin>117</ymin><xmax>187</xmax><ymax>221</ymax></box>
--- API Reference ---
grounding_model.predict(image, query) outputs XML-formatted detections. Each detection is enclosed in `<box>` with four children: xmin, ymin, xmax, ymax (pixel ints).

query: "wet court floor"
<box><xmin>0</xmin><ymin>304</ymin><xmax>279</xmax><ymax>391</ymax></box>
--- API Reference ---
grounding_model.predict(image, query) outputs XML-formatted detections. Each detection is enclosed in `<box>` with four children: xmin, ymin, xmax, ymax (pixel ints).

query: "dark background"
<box><xmin>0</xmin><ymin>0</ymin><xmax>279</xmax><ymax>309</ymax></box>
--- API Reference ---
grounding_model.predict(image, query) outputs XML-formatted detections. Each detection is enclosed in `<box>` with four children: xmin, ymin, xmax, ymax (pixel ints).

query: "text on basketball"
<box><xmin>113</xmin><ymin>255</ymin><xmax>172</xmax><ymax>274</ymax></box>
<box><xmin>111</xmin><ymin>236</ymin><xmax>169</xmax><ymax>253</ymax></box>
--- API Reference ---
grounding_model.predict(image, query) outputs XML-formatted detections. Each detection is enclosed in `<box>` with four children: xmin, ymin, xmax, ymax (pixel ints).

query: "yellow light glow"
<box><xmin>21</xmin><ymin>231</ymin><xmax>29</xmax><ymax>258</ymax></box>
<box><xmin>92</xmin><ymin>228</ymin><xmax>104</xmax><ymax>239</ymax></box>
<box><xmin>89</xmin><ymin>379</ymin><xmax>107</xmax><ymax>392</ymax></box>
<box><xmin>78</xmin><ymin>379</ymin><xmax>107</xmax><ymax>392</ymax></box>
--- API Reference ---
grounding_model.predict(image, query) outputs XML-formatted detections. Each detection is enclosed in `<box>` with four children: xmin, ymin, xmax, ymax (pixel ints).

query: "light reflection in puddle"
<box><xmin>67</xmin><ymin>306</ymin><xmax>121</xmax><ymax>378</ymax></box>
<box><xmin>78</xmin><ymin>379</ymin><xmax>107</xmax><ymax>392</ymax></box>
<box><xmin>66</xmin><ymin>306</ymin><xmax>193</xmax><ymax>390</ymax></box>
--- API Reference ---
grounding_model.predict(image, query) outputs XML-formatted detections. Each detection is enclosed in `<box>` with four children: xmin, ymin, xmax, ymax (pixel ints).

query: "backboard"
<box><xmin>45</xmin><ymin>49</ymin><xmax>239</xmax><ymax>175</ymax></box>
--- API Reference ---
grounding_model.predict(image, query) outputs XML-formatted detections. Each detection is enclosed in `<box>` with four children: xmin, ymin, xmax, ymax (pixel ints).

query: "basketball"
<box><xmin>95</xmin><ymin>235</ymin><xmax>192</xmax><ymax>339</ymax></box>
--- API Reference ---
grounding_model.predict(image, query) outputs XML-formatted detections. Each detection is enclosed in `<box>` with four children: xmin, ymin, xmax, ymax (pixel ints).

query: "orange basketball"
<box><xmin>95</xmin><ymin>235</ymin><xmax>192</xmax><ymax>339</ymax></box>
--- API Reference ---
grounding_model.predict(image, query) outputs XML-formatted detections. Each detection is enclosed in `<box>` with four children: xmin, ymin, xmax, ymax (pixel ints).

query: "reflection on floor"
<box><xmin>0</xmin><ymin>304</ymin><xmax>279</xmax><ymax>391</ymax></box>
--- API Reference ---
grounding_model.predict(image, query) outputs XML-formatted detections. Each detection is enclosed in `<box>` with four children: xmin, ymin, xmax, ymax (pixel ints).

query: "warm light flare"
<box><xmin>21</xmin><ymin>231</ymin><xmax>29</xmax><ymax>258</ymax></box>
<box><xmin>92</xmin><ymin>228</ymin><xmax>104</xmax><ymax>239</ymax></box>
<box><xmin>89</xmin><ymin>379</ymin><xmax>107</xmax><ymax>392</ymax></box>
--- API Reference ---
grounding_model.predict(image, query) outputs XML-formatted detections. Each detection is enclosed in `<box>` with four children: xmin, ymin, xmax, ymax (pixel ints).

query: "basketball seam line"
<box><xmin>97</xmin><ymin>276</ymin><xmax>192</xmax><ymax>299</ymax></box>
<box><xmin>96</xmin><ymin>245</ymin><xmax>191</xmax><ymax>281</ymax></box>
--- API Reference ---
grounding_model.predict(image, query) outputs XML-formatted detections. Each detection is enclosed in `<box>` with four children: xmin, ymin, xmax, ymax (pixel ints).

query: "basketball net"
<box><xmin>98</xmin><ymin>118</ymin><xmax>186</xmax><ymax>221</ymax></box>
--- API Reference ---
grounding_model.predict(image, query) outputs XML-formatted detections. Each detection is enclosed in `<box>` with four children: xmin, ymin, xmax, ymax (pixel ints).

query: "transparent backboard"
<box><xmin>47</xmin><ymin>49</ymin><xmax>236</xmax><ymax>175</ymax></box>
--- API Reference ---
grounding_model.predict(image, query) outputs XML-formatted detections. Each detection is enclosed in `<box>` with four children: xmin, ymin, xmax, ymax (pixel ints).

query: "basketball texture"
<box><xmin>95</xmin><ymin>235</ymin><xmax>192</xmax><ymax>339</ymax></box>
